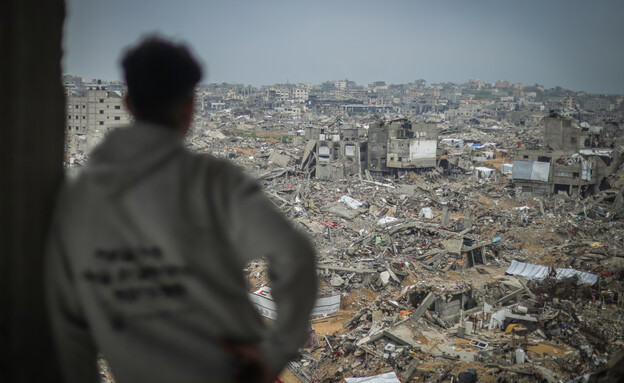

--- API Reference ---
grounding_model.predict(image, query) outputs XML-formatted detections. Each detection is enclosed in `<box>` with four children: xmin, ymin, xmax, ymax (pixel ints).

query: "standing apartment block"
<box><xmin>65</xmin><ymin>89</ymin><xmax>130</xmax><ymax>160</ymax></box>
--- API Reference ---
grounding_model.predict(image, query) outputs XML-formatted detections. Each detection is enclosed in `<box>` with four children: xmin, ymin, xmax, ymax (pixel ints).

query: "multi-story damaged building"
<box><xmin>301</xmin><ymin>126</ymin><xmax>368</xmax><ymax>180</ymax></box>
<box><xmin>64</xmin><ymin>88</ymin><xmax>130</xmax><ymax>160</ymax></box>
<box><xmin>512</xmin><ymin>113</ymin><xmax>622</xmax><ymax>196</ymax></box>
<box><xmin>367</xmin><ymin>118</ymin><xmax>438</xmax><ymax>178</ymax></box>
<box><xmin>301</xmin><ymin>118</ymin><xmax>439</xmax><ymax>180</ymax></box>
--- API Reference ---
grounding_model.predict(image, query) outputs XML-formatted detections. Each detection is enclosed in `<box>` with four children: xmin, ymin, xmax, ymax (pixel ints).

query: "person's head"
<box><xmin>121</xmin><ymin>36</ymin><xmax>203</xmax><ymax>132</ymax></box>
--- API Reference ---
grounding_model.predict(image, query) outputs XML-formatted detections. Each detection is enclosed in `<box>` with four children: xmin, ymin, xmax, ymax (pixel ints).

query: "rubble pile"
<box><xmin>191</xmin><ymin>115</ymin><xmax>624</xmax><ymax>382</ymax></box>
<box><xmin>84</xmin><ymin>107</ymin><xmax>624</xmax><ymax>382</ymax></box>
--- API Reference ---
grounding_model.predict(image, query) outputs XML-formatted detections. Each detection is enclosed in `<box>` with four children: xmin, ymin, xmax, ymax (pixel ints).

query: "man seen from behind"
<box><xmin>45</xmin><ymin>36</ymin><xmax>318</xmax><ymax>383</ymax></box>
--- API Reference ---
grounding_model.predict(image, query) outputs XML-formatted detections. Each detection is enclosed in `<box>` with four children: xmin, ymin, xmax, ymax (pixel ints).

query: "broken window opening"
<box><xmin>537</xmin><ymin>156</ymin><xmax>551</xmax><ymax>163</ymax></box>
<box><xmin>345</xmin><ymin>145</ymin><xmax>355</xmax><ymax>157</ymax></box>
<box><xmin>554</xmin><ymin>184</ymin><xmax>570</xmax><ymax>195</ymax></box>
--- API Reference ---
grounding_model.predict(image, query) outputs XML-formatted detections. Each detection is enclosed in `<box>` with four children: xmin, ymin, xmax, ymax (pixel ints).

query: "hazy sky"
<box><xmin>64</xmin><ymin>0</ymin><xmax>624</xmax><ymax>94</ymax></box>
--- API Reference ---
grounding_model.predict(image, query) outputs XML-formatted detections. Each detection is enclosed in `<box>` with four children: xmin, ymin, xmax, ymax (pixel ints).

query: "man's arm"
<box><xmin>226</xmin><ymin>167</ymin><xmax>318</xmax><ymax>374</ymax></box>
<box><xmin>45</xmin><ymin>220</ymin><xmax>99</xmax><ymax>383</ymax></box>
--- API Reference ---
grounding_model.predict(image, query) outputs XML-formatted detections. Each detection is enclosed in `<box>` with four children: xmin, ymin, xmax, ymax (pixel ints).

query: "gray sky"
<box><xmin>64</xmin><ymin>0</ymin><xmax>624</xmax><ymax>94</ymax></box>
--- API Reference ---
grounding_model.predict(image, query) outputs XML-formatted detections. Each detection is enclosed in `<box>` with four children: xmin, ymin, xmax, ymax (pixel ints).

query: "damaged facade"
<box><xmin>367</xmin><ymin>119</ymin><xmax>439</xmax><ymax>179</ymax></box>
<box><xmin>512</xmin><ymin>113</ymin><xmax>622</xmax><ymax>196</ymax></box>
<box><xmin>300</xmin><ymin>118</ymin><xmax>440</xmax><ymax>181</ymax></box>
<box><xmin>302</xmin><ymin>126</ymin><xmax>369</xmax><ymax>181</ymax></box>
<box><xmin>64</xmin><ymin>75</ymin><xmax>624</xmax><ymax>383</ymax></box>
<box><xmin>64</xmin><ymin>85</ymin><xmax>130</xmax><ymax>161</ymax></box>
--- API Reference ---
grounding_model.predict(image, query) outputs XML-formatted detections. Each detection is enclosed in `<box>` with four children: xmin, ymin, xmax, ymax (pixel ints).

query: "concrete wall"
<box><xmin>543</xmin><ymin>116</ymin><xmax>581</xmax><ymax>150</ymax></box>
<box><xmin>387</xmin><ymin>139</ymin><xmax>437</xmax><ymax>168</ymax></box>
<box><xmin>65</xmin><ymin>89</ymin><xmax>130</xmax><ymax>158</ymax></box>
<box><xmin>85</xmin><ymin>90</ymin><xmax>129</xmax><ymax>132</ymax></box>
<box><xmin>316</xmin><ymin>140</ymin><xmax>365</xmax><ymax>180</ymax></box>
<box><xmin>386</xmin><ymin>121</ymin><xmax>438</xmax><ymax>169</ymax></box>
<box><xmin>367</xmin><ymin>119</ymin><xmax>439</xmax><ymax>173</ymax></box>
<box><xmin>367</xmin><ymin>121</ymin><xmax>389</xmax><ymax>172</ymax></box>
<box><xmin>409</xmin><ymin>140</ymin><xmax>437</xmax><ymax>160</ymax></box>
<box><xmin>0</xmin><ymin>0</ymin><xmax>65</xmax><ymax>381</ymax></box>
<box><xmin>316</xmin><ymin>163</ymin><xmax>347</xmax><ymax>180</ymax></box>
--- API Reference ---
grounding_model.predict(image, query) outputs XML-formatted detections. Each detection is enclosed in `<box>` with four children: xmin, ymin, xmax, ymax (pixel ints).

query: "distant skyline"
<box><xmin>64</xmin><ymin>0</ymin><xmax>624</xmax><ymax>94</ymax></box>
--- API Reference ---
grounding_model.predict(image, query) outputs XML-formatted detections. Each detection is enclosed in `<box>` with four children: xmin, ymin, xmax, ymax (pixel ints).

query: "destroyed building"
<box><xmin>512</xmin><ymin>113</ymin><xmax>622</xmax><ymax>196</ymax></box>
<box><xmin>367</xmin><ymin>118</ymin><xmax>438</xmax><ymax>178</ymax></box>
<box><xmin>64</xmin><ymin>87</ymin><xmax>130</xmax><ymax>162</ymax></box>
<box><xmin>300</xmin><ymin>119</ymin><xmax>438</xmax><ymax>181</ymax></box>
<box><xmin>301</xmin><ymin>126</ymin><xmax>368</xmax><ymax>180</ymax></box>
<box><xmin>57</xmin><ymin>75</ymin><xmax>624</xmax><ymax>383</ymax></box>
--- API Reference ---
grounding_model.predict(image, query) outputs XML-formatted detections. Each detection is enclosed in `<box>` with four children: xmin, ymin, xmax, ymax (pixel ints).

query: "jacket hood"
<box><xmin>87</xmin><ymin>122</ymin><xmax>185</xmax><ymax>196</ymax></box>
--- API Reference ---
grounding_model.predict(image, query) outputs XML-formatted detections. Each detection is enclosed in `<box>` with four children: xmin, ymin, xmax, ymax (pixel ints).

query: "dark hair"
<box><xmin>121</xmin><ymin>36</ymin><xmax>202</xmax><ymax>126</ymax></box>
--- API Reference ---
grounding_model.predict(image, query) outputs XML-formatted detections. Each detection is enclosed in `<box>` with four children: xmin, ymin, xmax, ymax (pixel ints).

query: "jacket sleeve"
<box><xmin>45</xmin><ymin>215</ymin><xmax>99</xmax><ymax>383</ymax></box>
<box><xmin>225</xmin><ymin>166</ymin><xmax>318</xmax><ymax>374</ymax></box>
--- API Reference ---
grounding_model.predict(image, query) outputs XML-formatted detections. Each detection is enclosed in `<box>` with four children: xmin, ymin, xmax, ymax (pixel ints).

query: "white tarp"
<box><xmin>512</xmin><ymin>161</ymin><xmax>550</xmax><ymax>182</ymax></box>
<box><xmin>248</xmin><ymin>287</ymin><xmax>340</xmax><ymax>320</ymax></box>
<box><xmin>501</xmin><ymin>163</ymin><xmax>513</xmax><ymax>174</ymax></box>
<box><xmin>505</xmin><ymin>260</ymin><xmax>598</xmax><ymax>285</ymax></box>
<box><xmin>475</xmin><ymin>166</ymin><xmax>495</xmax><ymax>178</ymax></box>
<box><xmin>512</xmin><ymin>160</ymin><xmax>532</xmax><ymax>179</ymax></box>
<box><xmin>345</xmin><ymin>372</ymin><xmax>401</xmax><ymax>383</ymax></box>
<box><xmin>488</xmin><ymin>308</ymin><xmax>513</xmax><ymax>330</ymax></box>
<box><xmin>418</xmin><ymin>207</ymin><xmax>434</xmax><ymax>219</ymax></box>
<box><xmin>377</xmin><ymin>216</ymin><xmax>399</xmax><ymax>226</ymax></box>
<box><xmin>530</xmin><ymin>161</ymin><xmax>550</xmax><ymax>181</ymax></box>
<box><xmin>339</xmin><ymin>195</ymin><xmax>363</xmax><ymax>209</ymax></box>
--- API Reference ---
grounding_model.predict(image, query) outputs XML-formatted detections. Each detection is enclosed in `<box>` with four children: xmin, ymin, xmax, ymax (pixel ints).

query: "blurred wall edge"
<box><xmin>0</xmin><ymin>0</ymin><xmax>66</xmax><ymax>381</ymax></box>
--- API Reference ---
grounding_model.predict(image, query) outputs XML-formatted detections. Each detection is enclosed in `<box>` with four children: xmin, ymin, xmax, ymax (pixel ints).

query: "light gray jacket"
<box><xmin>46</xmin><ymin>122</ymin><xmax>317</xmax><ymax>382</ymax></box>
